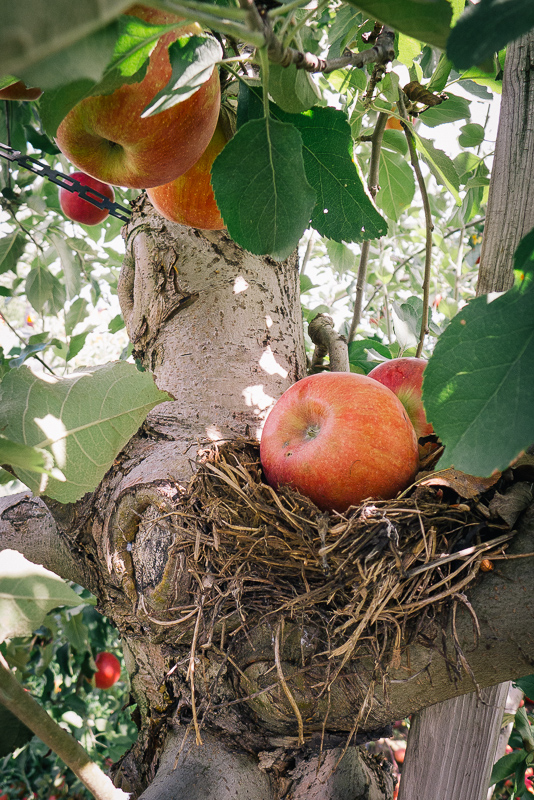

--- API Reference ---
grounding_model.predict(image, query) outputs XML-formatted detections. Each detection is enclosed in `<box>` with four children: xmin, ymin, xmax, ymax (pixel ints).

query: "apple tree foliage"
<box><xmin>0</xmin><ymin>2</ymin><xmax>534</xmax><ymax>791</ymax></box>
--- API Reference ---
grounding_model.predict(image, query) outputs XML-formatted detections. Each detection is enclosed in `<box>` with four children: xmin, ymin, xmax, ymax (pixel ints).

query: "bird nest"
<box><xmin>161</xmin><ymin>441</ymin><xmax>520</xmax><ymax>695</ymax></box>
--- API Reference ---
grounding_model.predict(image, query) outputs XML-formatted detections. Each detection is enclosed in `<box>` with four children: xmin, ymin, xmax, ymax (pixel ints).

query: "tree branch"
<box><xmin>308</xmin><ymin>313</ymin><xmax>349</xmax><ymax>373</ymax></box>
<box><xmin>0</xmin><ymin>493</ymin><xmax>94</xmax><ymax>591</ymax></box>
<box><xmin>398</xmin><ymin>95</ymin><xmax>433</xmax><ymax>357</ymax></box>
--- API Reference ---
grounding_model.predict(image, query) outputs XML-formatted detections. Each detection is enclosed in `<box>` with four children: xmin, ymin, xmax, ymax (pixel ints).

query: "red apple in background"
<box><xmin>94</xmin><ymin>651</ymin><xmax>121</xmax><ymax>689</ymax></box>
<box><xmin>147</xmin><ymin>119</ymin><xmax>227</xmax><ymax>230</ymax></box>
<box><xmin>0</xmin><ymin>80</ymin><xmax>42</xmax><ymax>101</ymax></box>
<box><xmin>368</xmin><ymin>357</ymin><xmax>433</xmax><ymax>439</ymax></box>
<box><xmin>59</xmin><ymin>171</ymin><xmax>115</xmax><ymax>225</ymax></box>
<box><xmin>260</xmin><ymin>372</ymin><xmax>419</xmax><ymax>514</ymax></box>
<box><xmin>55</xmin><ymin>4</ymin><xmax>221</xmax><ymax>189</ymax></box>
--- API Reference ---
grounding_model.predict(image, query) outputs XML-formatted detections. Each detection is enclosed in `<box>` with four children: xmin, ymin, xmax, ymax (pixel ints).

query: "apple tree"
<box><xmin>1</xmin><ymin>2</ymin><xmax>534</xmax><ymax>799</ymax></box>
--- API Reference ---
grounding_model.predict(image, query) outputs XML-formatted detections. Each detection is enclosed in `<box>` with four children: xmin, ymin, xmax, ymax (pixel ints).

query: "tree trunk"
<box><xmin>400</xmin><ymin>29</ymin><xmax>534</xmax><ymax>800</ymax></box>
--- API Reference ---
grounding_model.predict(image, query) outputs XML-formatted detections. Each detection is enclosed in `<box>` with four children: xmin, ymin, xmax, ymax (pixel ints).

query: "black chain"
<box><xmin>0</xmin><ymin>143</ymin><xmax>132</xmax><ymax>222</ymax></box>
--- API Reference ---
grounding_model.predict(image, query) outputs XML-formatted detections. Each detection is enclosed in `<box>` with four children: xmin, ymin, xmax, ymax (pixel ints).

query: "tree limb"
<box><xmin>308</xmin><ymin>313</ymin><xmax>349</xmax><ymax>373</ymax></box>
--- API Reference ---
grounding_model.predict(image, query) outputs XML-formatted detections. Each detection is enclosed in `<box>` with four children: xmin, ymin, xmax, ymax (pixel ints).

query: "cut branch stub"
<box><xmin>308</xmin><ymin>313</ymin><xmax>350</xmax><ymax>373</ymax></box>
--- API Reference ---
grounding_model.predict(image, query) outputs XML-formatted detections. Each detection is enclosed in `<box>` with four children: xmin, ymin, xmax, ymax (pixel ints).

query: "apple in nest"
<box><xmin>59</xmin><ymin>171</ymin><xmax>115</xmax><ymax>225</ymax></box>
<box><xmin>368</xmin><ymin>357</ymin><xmax>433</xmax><ymax>439</ymax></box>
<box><xmin>55</xmin><ymin>4</ymin><xmax>221</xmax><ymax>189</ymax></box>
<box><xmin>94</xmin><ymin>651</ymin><xmax>121</xmax><ymax>689</ymax></box>
<box><xmin>260</xmin><ymin>372</ymin><xmax>419</xmax><ymax>514</ymax></box>
<box><xmin>0</xmin><ymin>80</ymin><xmax>42</xmax><ymax>101</ymax></box>
<box><xmin>147</xmin><ymin>119</ymin><xmax>227</xmax><ymax>229</ymax></box>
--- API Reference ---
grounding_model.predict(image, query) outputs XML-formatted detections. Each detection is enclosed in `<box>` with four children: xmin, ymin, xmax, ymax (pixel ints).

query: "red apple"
<box><xmin>55</xmin><ymin>5</ymin><xmax>221</xmax><ymax>189</ymax></box>
<box><xmin>368</xmin><ymin>357</ymin><xmax>433</xmax><ymax>439</ymax></box>
<box><xmin>0</xmin><ymin>80</ymin><xmax>42</xmax><ymax>101</ymax></box>
<box><xmin>94</xmin><ymin>651</ymin><xmax>121</xmax><ymax>689</ymax></box>
<box><xmin>59</xmin><ymin>171</ymin><xmax>115</xmax><ymax>225</ymax></box>
<box><xmin>260</xmin><ymin>372</ymin><xmax>419</xmax><ymax>513</ymax></box>
<box><xmin>147</xmin><ymin>119</ymin><xmax>227</xmax><ymax>229</ymax></box>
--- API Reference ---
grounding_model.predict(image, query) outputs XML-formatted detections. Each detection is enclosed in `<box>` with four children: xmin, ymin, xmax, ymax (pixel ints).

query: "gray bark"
<box><xmin>477</xmin><ymin>31</ymin><xmax>534</xmax><ymax>294</ymax></box>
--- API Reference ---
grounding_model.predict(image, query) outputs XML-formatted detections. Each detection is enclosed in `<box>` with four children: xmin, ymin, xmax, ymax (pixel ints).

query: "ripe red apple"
<box><xmin>368</xmin><ymin>357</ymin><xmax>433</xmax><ymax>439</ymax></box>
<box><xmin>59</xmin><ymin>171</ymin><xmax>115</xmax><ymax>225</ymax></box>
<box><xmin>0</xmin><ymin>80</ymin><xmax>42</xmax><ymax>101</ymax></box>
<box><xmin>55</xmin><ymin>4</ymin><xmax>221</xmax><ymax>189</ymax></box>
<box><xmin>260</xmin><ymin>372</ymin><xmax>419</xmax><ymax>513</ymax></box>
<box><xmin>94</xmin><ymin>651</ymin><xmax>121</xmax><ymax>689</ymax></box>
<box><xmin>147</xmin><ymin>119</ymin><xmax>227</xmax><ymax>229</ymax></box>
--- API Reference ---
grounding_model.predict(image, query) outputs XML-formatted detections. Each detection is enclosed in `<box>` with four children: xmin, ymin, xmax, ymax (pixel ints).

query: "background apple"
<box><xmin>147</xmin><ymin>119</ymin><xmax>227</xmax><ymax>229</ymax></box>
<box><xmin>0</xmin><ymin>80</ymin><xmax>42</xmax><ymax>101</ymax></box>
<box><xmin>55</xmin><ymin>4</ymin><xmax>221</xmax><ymax>189</ymax></box>
<box><xmin>368</xmin><ymin>357</ymin><xmax>434</xmax><ymax>439</ymax></box>
<box><xmin>260</xmin><ymin>372</ymin><xmax>419</xmax><ymax>513</ymax></box>
<box><xmin>59</xmin><ymin>171</ymin><xmax>115</xmax><ymax>225</ymax></box>
<box><xmin>94</xmin><ymin>651</ymin><xmax>121</xmax><ymax>690</ymax></box>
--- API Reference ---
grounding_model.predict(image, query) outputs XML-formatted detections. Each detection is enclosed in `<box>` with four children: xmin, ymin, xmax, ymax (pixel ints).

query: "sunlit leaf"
<box><xmin>0</xmin><ymin>363</ymin><xmax>170</xmax><ymax>503</ymax></box>
<box><xmin>0</xmin><ymin>550</ymin><xmax>81</xmax><ymax>641</ymax></box>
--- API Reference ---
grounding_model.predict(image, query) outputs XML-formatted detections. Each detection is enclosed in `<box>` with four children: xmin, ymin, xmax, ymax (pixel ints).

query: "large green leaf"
<box><xmin>236</xmin><ymin>85</ymin><xmax>386</xmax><ymax>244</ymax></box>
<box><xmin>376</xmin><ymin>149</ymin><xmax>416</xmax><ymax>221</ymax></box>
<box><xmin>281</xmin><ymin>106</ymin><xmax>388</xmax><ymax>243</ymax></box>
<box><xmin>268</xmin><ymin>63</ymin><xmax>321</xmax><ymax>113</ymax></box>
<box><xmin>0</xmin><ymin>362</ymin><xmax>170</xmax><ymax>503</ymax></box>
<box><xmin>423</xmin><ymin>229</ymin><xmax>534</xmax><ymax>476</ymax></box>
<box><xmin>448</xmin><ymin>0</ymin><xmax>534</xmax><ymax>70</ymax></box>
<box><xmin>0</xmin><ymin>0</ymin><xmax>132</xmax><ymax>76</ymax></box>
<box><xmin>419</xmin><ymin>93</ymin><xmax>471</xmax><ymax>128</ymax></box>
<box><xmin>211</xmin><ymin>117</ymin><xmax>316</xmax><ymax>260</ymax></box>
<box><xmin>0</xmin><ymin>550</ymin><xmax>81</xmax><ymax>641</ymax></box>
<box><xmin>347</xmin><ymin>0</ymin><xmax>453</xmax><ymax>50</ymax></box>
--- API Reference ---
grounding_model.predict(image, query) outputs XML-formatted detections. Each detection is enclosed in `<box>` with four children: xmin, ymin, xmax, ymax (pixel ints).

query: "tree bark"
<box><xmin>401</xmin><ymin>29</ymin><xmax>534</xmax><ymax>800</ymax></box>
<box><xmin>477</xmin><ymin>30</ymin><xmax>534</xmax><ymax>294</ymax></box>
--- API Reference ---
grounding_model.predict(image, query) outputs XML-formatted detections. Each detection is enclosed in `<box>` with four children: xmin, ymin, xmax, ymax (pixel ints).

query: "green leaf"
<box><xmin>423</xmin><ymin>229</ymin><xmax>534</xmax><ymax>476</ymax></box>
<box><xmin>396</xmin><ymin>34</ymin><xmax>422</xmax><ymax>68</ymax></box>
<box><xmin>109</xmin><ymin>314</ymin><xmax>126</xmax><ymax>334</ymax></box>
<box><xmin>50</xmin><ymin>234</ymin><xmax>80</xmax><ymax>301</ymax></box>
<box><xmin>25</xmin><ymin>266</ymin><xmax>55</xmax><ymax>313</ymax></box>
<box><xmin>0</xmin><ymin>436</ymin><xmax>52</xmax><ymax>475</ymax></box>
<box><xmin>0</xmin><ymin>362</ymin><xmax>171</xmax><ymax>503</ymax></box>
<box><xmin>515</xmin><ymin>706</ymin><xmax>534</xmax><ymax>749</ymax></box>
<box><xmin>65</xmin><ymin>298</ymin><xmax>89</xmax><ymax>336</ymax></box>
<box><xmin>382</xmin><ymin>129</ymin><xmax>408</xmax><ymax>156</ymax></box>
<box><xmin>415</xmin><ymin>134</ymin><xmax>461</xmax><ymax>203</ymax></box>
<box><xmin>448</xmin><ymin>0</ymin><xmax>534</xmax><ymax>70</ymax></box>
<box><xmin>348</xmin><ymin>339</ymin><xmax>392</xmax><ymax>373</ymax></box>
<box><xmin>346</xmin><ymin>0</ymin><xmax>453</xmax><ymax>50</ymax></box>
<box><xmin>0</xmin><ymin>705</ymin><xmax>34</xmax><ymax>756</ymax></box>
<box><xmin>419</xmin><ymin>93</ymin><xmax>471</xmax><ymax>127</ymax></box>
<box><xmin>211</xmin><ymin>117</ymin><xmax>316</xmax><ymax>260</ymax></box>
<box><xmin>62</xmin><ymin>612</ymin><xmax>90</xmax><ymax>653</ymax></box>
<box><xmin>515</xmin><ymin>675</ymin><xmax>534</xmax><ymax>700</ymax></box>
<box><xmin>142</xmin><ymin>35</ymin><xmax>222</xmax><ymax>115</ymax></box>
<box><xmin>326</xmin><ymin>241</ymin><xmax>356</xmax><ymax>274</ymax></box>
<box><xmin>19</xmin><ymin>20</ymin><xmax>120</xmax><ymax>92</ymax></box>
<box><xmin>426</xmin><ymin>54</ymin><xmax>453</xmax><ymax>93</ymax></box>
<box><xmin>0</xmin><ymin>550</ymin><xmax>81</xmax><ymax>641</ymax></box>
<box><xmin>268</xmin><ymin>63</ymin><xmax>320</xmax><ymax>113</ymax></box>
<box><xmin>0</xmin><ymin>231</ymin><xmax>26</xmax><ymax>275</ymax></box>
<box><xmin>284</xmin><ymin>106</ymin><xmax>388</xmax><ymax>243</ymax></box>
<box><xmin>376</xmin><ymin>149</ymin><xmax>416</xmax><ymax>221</ymax></box>
<box><xmin>66</xmin><ymin>331</ymin><xmax>91</xmax><ymax>362</ymax></box>
<box><xmin>490</xmin><ymin>749</ymin><xmax>529</xmax><ymax>786</ymax></box>
<box><xmin>458</xmin><ymin>123</ymin><xmax>485</xmax><ymax>148</ymax></box>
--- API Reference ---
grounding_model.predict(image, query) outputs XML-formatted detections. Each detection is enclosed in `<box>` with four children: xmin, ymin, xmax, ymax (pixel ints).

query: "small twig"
<box><xmin>309</xmin><ymin>313</ymin><xmax>349</xmax><ymax>373</ymax></box>
<box><xmin>300</xmin><ymin>231</ymin><xmax>315</xmax><ymax>275</ymax></box>
<box><xmin>454</xmin><ymin>225</ymin><xmax>465</xmax><ymax>302</ymax></box>
<box><xmin>348</xmin><ymin>111</ymin><xmax>388</xmax><ymax>342</ymax></box>
<box><xmin>398</xmin><ymin>94</ymin><xmax>433</xmax><ymax>357</ymax></box>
